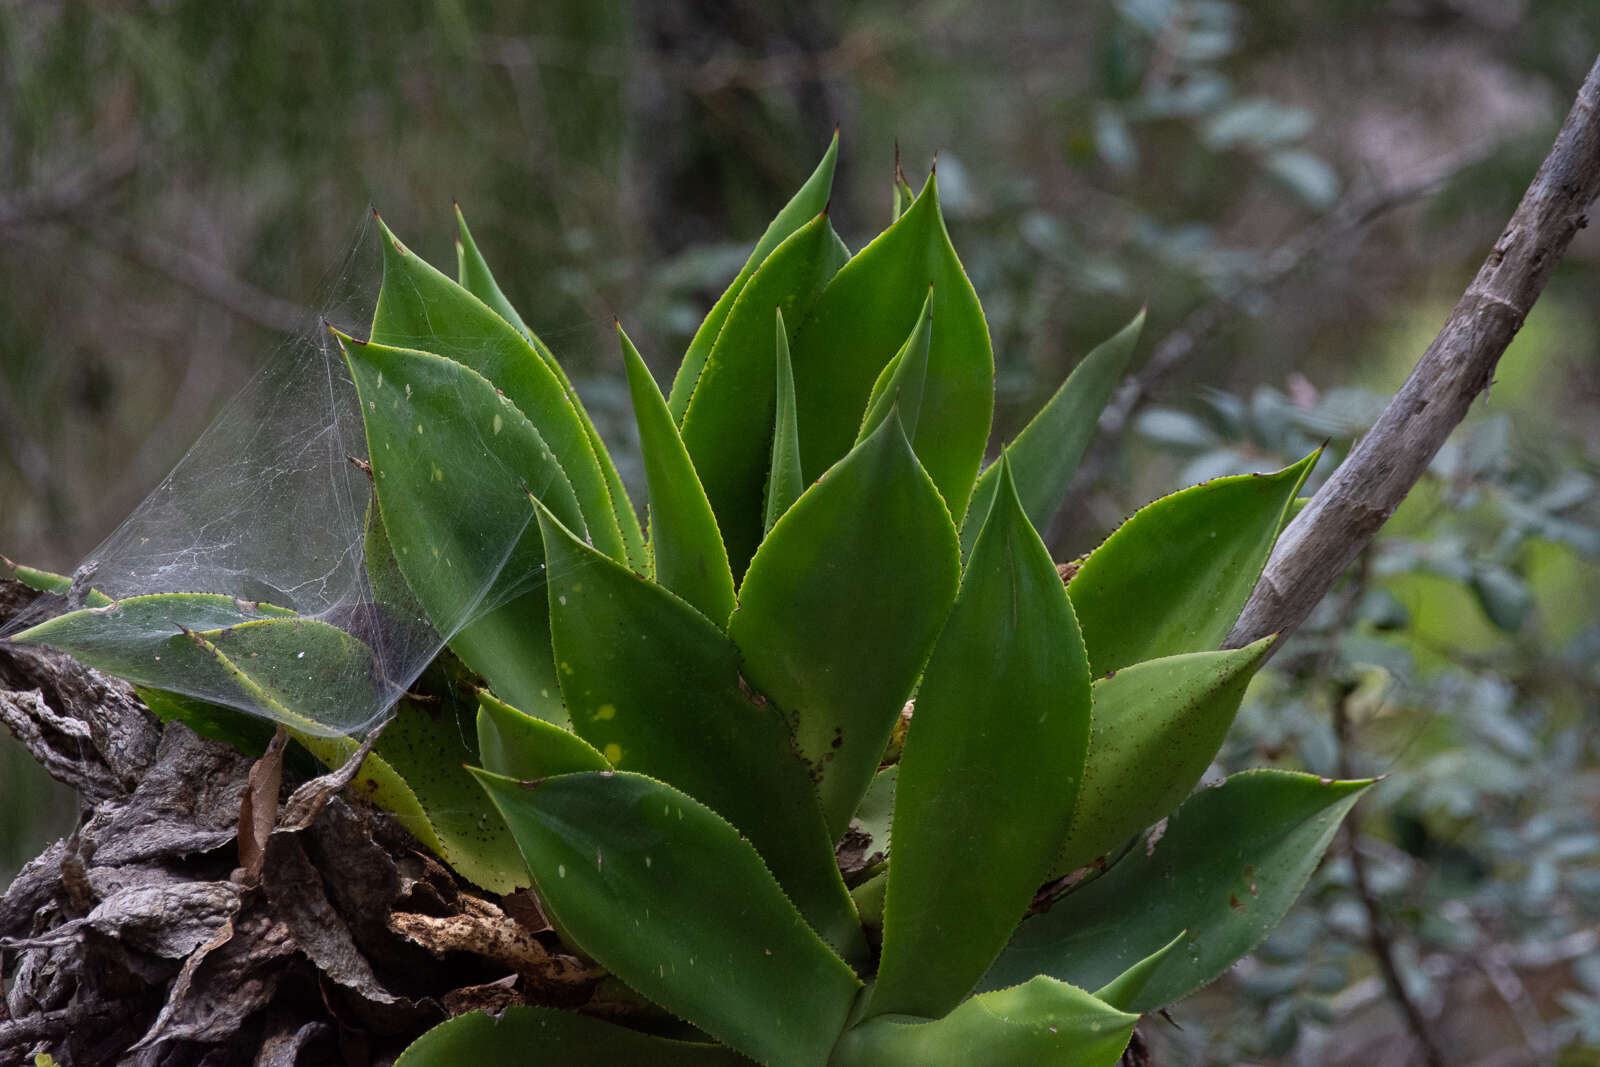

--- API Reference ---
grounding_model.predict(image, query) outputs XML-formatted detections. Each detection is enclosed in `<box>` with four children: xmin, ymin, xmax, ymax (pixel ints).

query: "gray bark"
<box><xmin>1229</xmin><ymin>53</ymin><xmax>1600</xmax><ymax>650</ymax></box>
<box><xmin>0</xmin><ymin>581</ymin><xmax>567</xmax><ymax>1066</ymax></box>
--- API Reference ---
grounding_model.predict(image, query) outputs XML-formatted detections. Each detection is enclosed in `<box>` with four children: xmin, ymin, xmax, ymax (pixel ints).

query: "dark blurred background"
<box><xmin>3</xmin><ymin>2</ymin><xmax>1599</xmax><ymax>1063</ymax></box>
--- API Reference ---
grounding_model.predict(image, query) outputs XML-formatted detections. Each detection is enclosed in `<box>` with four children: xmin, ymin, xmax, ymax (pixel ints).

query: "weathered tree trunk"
<box><xmin>0</xmin><ymin>579</ymin><xmax>581</xmax><ymax>1065</ymax></box>
<box><xmin>4</xmin><ymin>50</ymin><xmax>1598</xmax><ymax>1067</ymax></box>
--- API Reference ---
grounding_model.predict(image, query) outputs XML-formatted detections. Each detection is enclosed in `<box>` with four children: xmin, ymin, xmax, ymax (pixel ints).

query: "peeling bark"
<box><xmin>0</xmin><ymin>579</ymin><xmax>571</xmax><ymax>1065</ymax></box>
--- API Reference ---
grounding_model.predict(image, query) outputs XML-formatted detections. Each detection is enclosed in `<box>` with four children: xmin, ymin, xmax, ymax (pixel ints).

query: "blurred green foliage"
<box><xmin>1135</xmin><ymin>306</ymin><xmax>1600</xmax><ymax>1063</ymax></box>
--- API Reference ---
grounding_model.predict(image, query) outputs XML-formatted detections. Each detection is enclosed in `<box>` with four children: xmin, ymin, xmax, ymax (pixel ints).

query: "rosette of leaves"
<box><xmin>10</xmin><ymin>135</ymin><xmax>1369</xmax><ymax>1066</ymax></box>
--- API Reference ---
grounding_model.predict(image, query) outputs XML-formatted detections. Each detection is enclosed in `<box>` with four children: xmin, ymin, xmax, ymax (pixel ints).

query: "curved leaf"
<box><xmin>453</xmin><ymin>205</ymin><xmax>536</xmax><ymax>342</ymax></box>
<box><xmin>474</xmin><ymin>769</ymin><xmax>861</xmax><ymax>1067</ymax></box>
<box><xmin>4</xmin><ymin>561</ymin><xmax>113</xmax><ymax>606</ymax></box>
<box><xmin>856</xmin><ymin>287</ymin><xmax>933</xmax><ymax>445</ymax></box>
<box><xmin>368</xmin><ymin>217</ymin><xmax>630</xmax><ymax>565</ymax></box>
<box><xmin>476</xmin><ymin>690</ymin><xmax>610</xmax><ymax>781</ymax></box>
<box><xmin>730</xmin><ymin>413</ymin><xmax>961</xmax><ymax>841</ymax></box>
<box><xmin>833</xmin><ymin>977</ymin><xmax>1135</xmax><ymax>1067</ymax></box>
<box><xmin>5</xmin><ymin>594</ymin><xmax>396</xmax><ymax>734</ymax></box>
<box><xmin>536</xmin><ymin>502</ymin><xmax>866</xmax><ymax>963</ymax></box>
<box><xmin>962</xmin><ymin>310</ymin><xmax>1144</xmax><ymax>555</ymax></box>
<box><xmin>341</xmin><ymin>334</ymin><xmax>584</xmax><ymax>724</ymax></box>
<box><xmin>621</xmin><ymin>325</ymin><xmax>736</xmax><ymax>626</ymax></box>
<box><xmin>1051</xmin><ymin>637</ymin><xmax>1275</xmax><ymax>879</ymax></box>
<box><xmin>790</xmin><ymin>171</ymin><xmax>994</xmax><ymax>520</ymax></box>
<box><xmin>344</xmin><ymin>673</ymin><xmax>528</xmax><ymax>893</ymax></box>
<box><xmin>1067</xmin><ymin>451</ymin><xmax>1317</xmax><ymax>675</ymax></box>
<box><xmin>136</xmin><ymin>686</ymin><xmax>279</xmax><ymax>756</ymax></box>
<box><xmin>678</xmin><ymin>212</ymin><xmax>850</xmax><ymax>576</ymax></box>
<box><xmin>764</xmin><ymin>308</ymin><xmax>804</xmax><ymax>535</ymax></box>
<box><xmin>874</xmin><ymin>460</ymin><xmax>1091</xmax><ymax>1019</ymax></box>
<box><xmin>983</xmin><ymin>770</ymin><xmax>1371</xmax><ymax>1011</ymax></box>
<box><xmin>891</xmin><ymin>164</ymin><xmax>917</xmax><ymax>222</ymax></box>
<box><xmin>396</xmin><ymin>1005</ymin><xmax>751</xmax><ymax>1066</ymax></box>
<box><xmin>1093</xmin><ymin>931</ymin><xmax>1187</xmax><ymax>1011</ymax></box>
<box><xmin>454</xmin><ymin>206</ymin><xmax>645</xmax><ymax>566</ymax></box>
<box><xmin>668</xmin><ymin>130</ymin><xmax>840</xmax><ymax>417</ymax></box>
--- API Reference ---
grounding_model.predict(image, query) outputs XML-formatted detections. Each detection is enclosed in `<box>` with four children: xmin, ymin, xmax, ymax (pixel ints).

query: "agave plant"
<box><xmin>9</xmin><ymin>134</ymin><xmax>1369</xmax><ymax>1065</ymax></box>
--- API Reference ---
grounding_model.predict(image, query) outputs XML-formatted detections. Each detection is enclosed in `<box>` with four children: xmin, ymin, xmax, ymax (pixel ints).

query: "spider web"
<box><xmin>2</xmin><ymin>217</ymin><xmax>603</xmax><ymax>738</ymax></box>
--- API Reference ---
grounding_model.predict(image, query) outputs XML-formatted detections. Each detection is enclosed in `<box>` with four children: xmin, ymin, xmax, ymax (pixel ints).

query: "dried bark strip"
<box><xmin>1229</xmin><ymin>53</ymin><xmax>1600</xmax><ymax>650</ymax></box>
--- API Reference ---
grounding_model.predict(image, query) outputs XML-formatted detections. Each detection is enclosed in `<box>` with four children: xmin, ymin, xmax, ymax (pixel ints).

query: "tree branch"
<box><xmin>1228</xmin><ymin>53</ymin><xmax>1600</xmax><ymax>650</ymax></box>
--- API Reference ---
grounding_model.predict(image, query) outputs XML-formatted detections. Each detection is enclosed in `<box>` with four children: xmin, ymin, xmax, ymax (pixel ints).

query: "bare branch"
<box><xmin>1229</xmin><ymin>53</ymin><xmax>1600</xmax><ymax>650</ymax></box>
<box><xmin>0</xmin><ymin>140</ymin><xmax>307</xmax><ymax>336</ymax></box>
<box><xmin>73</xmin><ymin>221</ymin><xmax>308</xmax><ymax>336</ymax></box>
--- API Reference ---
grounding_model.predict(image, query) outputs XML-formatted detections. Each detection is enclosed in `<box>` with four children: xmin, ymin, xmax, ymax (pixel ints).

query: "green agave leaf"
<box><xmin>790</xmin><ymin>170</ymin><xmax>994</xmax><ymax>520</ymax></box>
<box><xmin>202</xmin><ymin>617</ymin><xmax>386</xmax><ymax>727</ymax></box>
<box><xmin>1067</xmin><ymin>451</ymin><xmax>1317</xmax><ymax>676</ymax></box>
<box><xmin>476</xmin><ymin>689</ymin><xmax>610</xmax><ymax>781</ymax></box>
<box><xmin>294</xmin><ymin>723</ymin><xmax>495</xmax><ymax>890</ymax></box>
<box><xmin>6</xmin><ymin>594</ymin><xmax>370</xmax><ymax>730</ymax></box>
<box><xmin>891</xmin><ymin>166</ymin><xmax>917</xmax><ymax>222</ymax></box>
<box><xmin>833</xmin><ymin>977</ymin><xmax>1135</xmax><ymax>1067</ymax></box>
<box><xmin>454</xmin><ymin>207</ymin><xmax>646</xmax><ymax>567</ymax></box>
<box><xmin>667</xmin><ymin>130</ymin><xmax>840</xmax><ymax>418</ymax></box>
<box><xmin>1092</xmin><ymin>931</ymin><xmax>1187</xmax><ymax>1012</ymax></box>
<box><xmin>4</xmin><ymin>561</ymin><xmax>113</xmax><ymax>606</ymax></box>
<box><xmin>961</xmin><ymin>310</ymin><xmax>1145</xmax><ymax>557</ymax></box>
<box><xmin>535</xmin><ymin>502</ymin><xmax>867</xmax><ymax>963</ymax></box>
<box><xmin>982</xmin><ymin>770</ymin><xmax>1372</xmax><ymax>1011</ymax></box>
<box><xmin>396</xmin><ymin>1004</ymin><xmax>751</xmax><ymax>1065</ymax></box>
<box><xmin>1050</xmin><ymin>637</ymin><xmax>1275</xmax><ymax>879</ymax></box>
<box><xmin>621</xmin><ymin>324</ymin><xmax>736</xmax><ymax>626</ymax></box>
<box><xmin>730</xmin><ymin>413</ymin><xmax>960</xmax><ymax>842</ymax></box>
<box><xmin>453</xmin><ymin>205</ymin><xmax>535</xmax><ymax>341</ymax></box>
<box><xmin>852</xmin><ymin>764</ymin><xmax>897</xmax><ymax>866</ymax></box>
<box><xmin>346</xmin><ymin>673</ymin><xmax>528</xmax><ymax>894</ymax></box>
<box><xmin>474</xmin><ymin>769</ymin><xmax>862</xmax><ymax>1067</ymax></box>
<box><xmin>135</xmin><ymin>686</ymin><xmax>279</xmax><ymax>756</ymax></box>
<box><xmin>368</xmin><ymin>217</ymin><xmax>632</xmax><ymax>565</ymax></box>
<box><xmin>678</xmin><ymin>212</ymin><xmax>851</xmax><ymax>577</ymax></box>
<box><xmin>873</xmin><ymin>461</ymin><xmax>1092</xmax><ymax>1019</ymax></box>
<box><xmin>1283</xmin><ymin>494</ymin><xmax>1311</xmax><ymax>533</ymax></box>
<box><xmin>341</xmin><ymin>333</ymin><xmax>585</xmax><ymax>725</ymax></box>
<box><xmin>851</xmin><ymin>869</ymin><xmax>888</xmax><ymax>931</ymax></box>
<box><xmin>856</xmin><ymin>287</ymin><xmax>933</xmax><ymax>445</ymax></box>
<box><xmin>5</xmin><ymin>570</ymin><xmax>520</xmax><ymax>888</ymax></box>
<box><xmin>764</xmin><ymin>308</ymin><xmax>804</xmax><ymax>535</ymax></box>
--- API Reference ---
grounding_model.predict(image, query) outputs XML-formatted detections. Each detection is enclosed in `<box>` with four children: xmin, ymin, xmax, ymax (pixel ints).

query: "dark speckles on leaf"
<box><xmin>737</xmin><ymin>672</ymin><xmax>772</xmax><ymax>710</ymax></box>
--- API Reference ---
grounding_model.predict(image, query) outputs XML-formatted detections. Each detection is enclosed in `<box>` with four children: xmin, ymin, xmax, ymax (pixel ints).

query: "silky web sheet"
<box><xmin>2</xmin><ymin>218</ymin><xmax>612</xmax><ymax>738</ymax></box>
